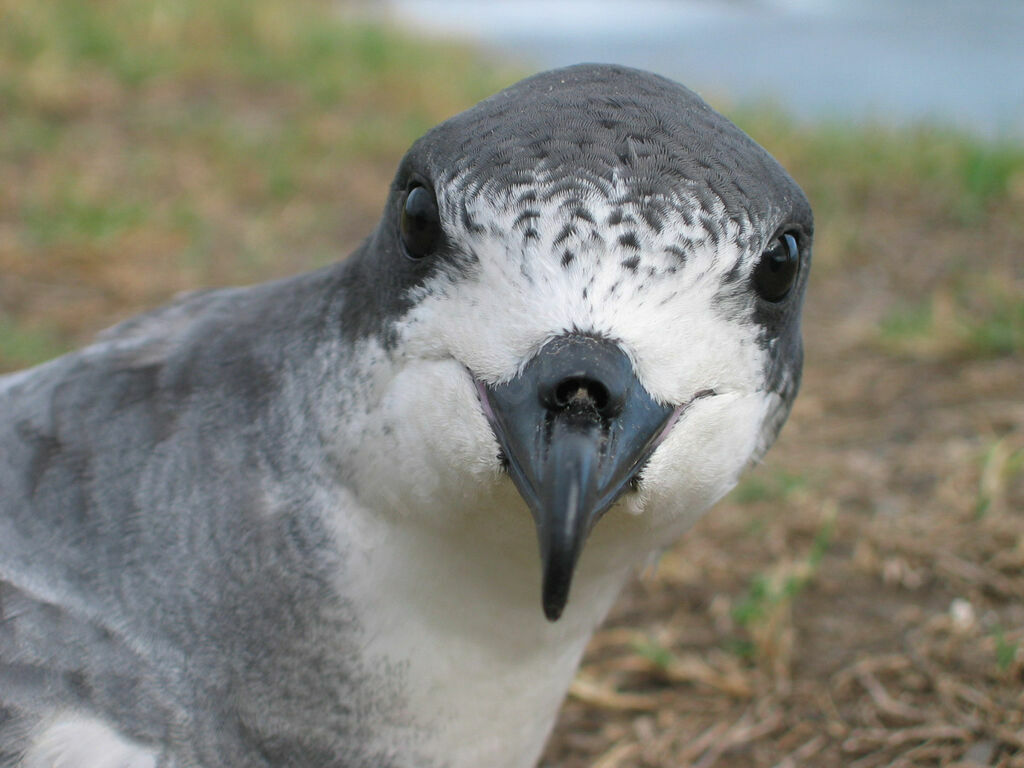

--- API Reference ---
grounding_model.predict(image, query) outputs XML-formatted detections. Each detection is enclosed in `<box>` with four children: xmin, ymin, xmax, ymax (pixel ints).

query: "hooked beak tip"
<box><xmin>542</xmin><ymin>590</ymin><xmax>568</xmax><ymax>622</ymax></box>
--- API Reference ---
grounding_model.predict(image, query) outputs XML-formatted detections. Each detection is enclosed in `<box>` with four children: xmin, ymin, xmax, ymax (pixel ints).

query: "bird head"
<box><xmin>338</xmin><ymin>64</ymin><xmax>812</xmax><ymax>621</ymax></box>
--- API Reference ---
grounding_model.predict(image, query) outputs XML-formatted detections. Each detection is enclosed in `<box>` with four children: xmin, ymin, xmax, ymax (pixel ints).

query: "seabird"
<box><xmin>0</xmin><ymin>64</ymin><xmax>812</xmax><ymax>768</ymax></box>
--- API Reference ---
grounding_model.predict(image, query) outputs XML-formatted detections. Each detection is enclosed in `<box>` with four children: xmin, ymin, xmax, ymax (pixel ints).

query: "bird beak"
<box><xmin>476</xmin><ymin>335</ymin><xmax>678</xmax><ymax>621</ymax></box>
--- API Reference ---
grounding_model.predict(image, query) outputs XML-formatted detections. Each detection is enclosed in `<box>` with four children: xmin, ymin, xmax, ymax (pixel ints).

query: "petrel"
<box><xmin>0</xmin><ymin>64</ymin><xmax>812</xmax><ymax>768</ymax></box>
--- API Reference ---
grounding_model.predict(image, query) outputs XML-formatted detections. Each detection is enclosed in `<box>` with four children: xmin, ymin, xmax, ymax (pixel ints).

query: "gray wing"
<box><xmin>0</xmin><ymin>288</ymin><xmax>234</xmax><ymax>764</ymax></box>
<box><xmin>95</xmin><ymin>288</ymin><xmax>220</xmax><ymax>346</ymax></box>
<box><xmin>0</xmin><ymin>267</ymin><xmax>400</xmax><ymax>767</ymax></box>
<box><xmin>0</xmin><ymin>579</ymin><xmax>181</xmax><ymax>765</ymax></box>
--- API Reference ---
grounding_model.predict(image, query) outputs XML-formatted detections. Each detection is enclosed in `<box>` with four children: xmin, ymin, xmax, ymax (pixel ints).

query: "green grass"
<box><xmin>733</xmin><ymin>107</ymin><xmax>1024</xmax><ymax>227</ymax></box>
<box><xmin>878</xmin><ymin>301</ymin><xmax>935</xmax><ymax>344</ymax></box>
<box><xmin>729</xmin><ymin>508</ymin><xmax>836</xmax><ymax>662</ymax></box>
<box><xmin>879</xmin><ymin>283</ymin><xmax>1024</xmax><ymax>359</ymax></box>
<box><xmin>22</xmin><ymin>191</ymin><xmax>148</xmax><ymax>246</ymax></box>
<box><xmin>0</xmin><ymin>318</ymin><xmax>70</xmax><ymax>369</ymax></box>
<box><xmin>992</xmin><ymin>627</ymin><xmax>1020</xmax><ymax>673</ymax></box>
<box><xmin>964</xmin><ymin>291</ymin><xmax>1024</xmax><ymax>356</ymax></box>
<box><xmin>629</xmin><ymin>637</ymin><xmax>677</xmax><ymax>671</ymax></box>
<box><xmin>731</xmin><ymin>470</ymin><xmax>809</xmax><ymax>505</ymax></box>
<box><xmin>975</xmin><ymin>438</ymin><xmax>1024</xmax><ymax>518</ymax></box>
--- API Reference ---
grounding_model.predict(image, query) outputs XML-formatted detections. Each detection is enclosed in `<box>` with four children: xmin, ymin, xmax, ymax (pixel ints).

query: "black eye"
<box><xmin>400</xmin><ymin>184</ymin><xmax>441</xmax><ymax>259</ymax></box>
<box><xmin>752</xmin><ymin>232</ymin><xmax>800</xmax><ymax>302</ymax></box>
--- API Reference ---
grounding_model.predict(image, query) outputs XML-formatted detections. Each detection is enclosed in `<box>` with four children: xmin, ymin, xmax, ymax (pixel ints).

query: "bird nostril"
<box><xmin>552</xmin><ymin>377</ymin><xmax>612</xmax><ymax>414</ymax></box>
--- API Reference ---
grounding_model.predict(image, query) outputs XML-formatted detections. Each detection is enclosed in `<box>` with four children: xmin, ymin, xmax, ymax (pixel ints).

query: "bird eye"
<box><xmin>752</xmin><ymin>232</ymin><xmax>800</xmax><ymax>302</ymax></box>
<box><xmin>400</xmin><ymin>184</ymin><xmax>441</xmax><ymax>259</ymax></box>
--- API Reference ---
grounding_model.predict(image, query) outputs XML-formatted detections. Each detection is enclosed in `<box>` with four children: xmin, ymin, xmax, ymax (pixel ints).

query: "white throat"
<box><xmin>333</xmin><ymin>485</ymin><xmax>648</xmax><ymax>768</ymax></box>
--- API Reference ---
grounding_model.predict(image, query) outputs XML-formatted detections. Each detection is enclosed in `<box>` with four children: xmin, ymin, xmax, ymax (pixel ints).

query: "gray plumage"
<box><xmin>1</xmin><ymin>64</ymin><xmax>811</xmax><ymax>768</ymax></box>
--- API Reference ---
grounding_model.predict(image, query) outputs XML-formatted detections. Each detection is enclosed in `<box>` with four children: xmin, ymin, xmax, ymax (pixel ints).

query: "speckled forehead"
<box><xmin>417</xmin><ymin>81</ymin><xmax>800</xmax><ymax>249</ymax></box>
<box><xmin>426</xmin><ymin>133</ymin><xmax>791</xmax><ymax>274</ymax></box>
<box><xmin>439</xmin><ymin>166</ymin><xmax>763</xmax><ymax>268</ymax></box>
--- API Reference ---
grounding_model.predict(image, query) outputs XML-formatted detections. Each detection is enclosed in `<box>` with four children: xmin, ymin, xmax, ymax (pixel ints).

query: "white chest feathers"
<box><xmin>23</xmin><ymin>717</ymin><xmax>159</xmax><ymax>768</ymax></box>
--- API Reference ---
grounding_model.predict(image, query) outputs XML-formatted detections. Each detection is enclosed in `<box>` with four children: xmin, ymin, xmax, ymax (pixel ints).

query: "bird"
<box><xmin>0</xmin><ymin>63</ymin><xmax>812</xmax><ymax>768</ymax></box>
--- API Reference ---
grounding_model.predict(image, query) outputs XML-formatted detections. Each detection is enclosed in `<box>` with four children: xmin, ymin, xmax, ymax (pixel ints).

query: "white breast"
<box><xmin>23</xmin><ymin>716</ymin><xmax>159</xmax><ymax>768</ymax></box>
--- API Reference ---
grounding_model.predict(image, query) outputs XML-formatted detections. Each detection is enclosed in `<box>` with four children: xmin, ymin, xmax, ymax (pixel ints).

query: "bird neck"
<box><xmin>332</xmin><ymin>492</ymin><xmax>636</xmax><ymax>768</ymax></box>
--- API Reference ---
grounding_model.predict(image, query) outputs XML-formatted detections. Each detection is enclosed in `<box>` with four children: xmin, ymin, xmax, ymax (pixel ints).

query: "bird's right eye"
<box><xmin>752</xmin><ymin>232</ymin><xmax>800</xmax><ymax>302</ymax></box>
<box><xmin>400</xmin><ymin>184</ymin><xmax>442</xmax><ymax>259</ymax></box>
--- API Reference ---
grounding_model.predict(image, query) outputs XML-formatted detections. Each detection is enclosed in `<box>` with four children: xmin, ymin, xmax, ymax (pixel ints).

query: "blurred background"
<box><xmin>388</xmin><ymin>0</ymin><xmax>1024</xmax><ymax>137</ymax></box>
<box><xmin>1</xmin><ymin>1</ymin><xmax>1022</xmax><ymax>765</ymax></box>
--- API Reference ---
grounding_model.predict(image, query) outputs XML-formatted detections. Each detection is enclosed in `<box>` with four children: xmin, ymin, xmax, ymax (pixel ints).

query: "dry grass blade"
<box><xmin>991</xmin><ymin>728</ymin><xmax>1024</xmax><ymax>753</ymax></box>
<box><xmin>626</xmin><ymin>649</ymin><xmax>754</xmax><ymax>698</ymax></box>
<box><xmin>569</xmin><ymin>675</ymin><xmax>663</xmax><ymax>712</ymax></box>
<box><xmin>592</xmin><ymin>742</ymin><xmax>642</xmax><ymax>768</ymax></box>
<box><xmin>842</xmin><ymin>724</ymin><xmax>974</xmax><ymax>753</ymax></box>
<box><xmin>676</xmin><ymin>721</ymin><xmax>733</xmax><ymax>765</ymax></box>
<box><xmin>769</xmin><ymin>735</ymin><xmax>827</xmax><ymax>768</ymax></box>
<box><xmin>854</xmin><ymin>668</ymin><xmax>931</xmax><ymax>723</ymax></box>
<box><xmin>937</xmin><ymin>554</ymin><xmax>1024</xmax><ymax>599</ymax></box>
<box><xmin>689</xmin><ymin>711</ymin><xmax>784</xmax><ymax>768</ymax></box>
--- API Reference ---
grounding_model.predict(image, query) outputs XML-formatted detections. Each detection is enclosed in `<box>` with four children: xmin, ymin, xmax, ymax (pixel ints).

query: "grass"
<box><xmin>991</xmin><ymin>627</ymin><xmax>1020</xmax><ymax>673</ymax></box>
<box><xmin>730</xmin><ymin>507</ymin><xmax>836</xmax><ymax>662</ymax></box>
<box><xmin>976</xmin><ymin>437</ymin><xmax>1024</xmax><ymax>518</ymax></box>
<box><xmin>878</xmin><ymin>280</ymin><xmax>1024</xmax><ymax>359</ymax></box>
<box><xmin>0</xmin><ymin>317</ymin><xmax>69</xmax><ymax>369</ymax></box>
<box><xmin>0</xmin><ymin>0</ymin><xmax>514</xmax><ymax>371</ymax></box>
<box><xmin>730</xmin><ymin>470</ymin><xmax>809</xmax><ymax>505</ymax></box>
<box><xmin>702</xmin><ymin>510</ymin><xmax>837</xmax><ymax>677</ymax></box>
<box><xmin>732</xmin><ymin>106</ymin><xmax>1024</xmax><ymax>228</ymax></box>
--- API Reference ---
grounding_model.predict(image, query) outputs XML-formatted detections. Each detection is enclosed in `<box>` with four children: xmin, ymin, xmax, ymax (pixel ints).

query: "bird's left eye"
<box><xmin>400</xmin><ymin>184</ymin><xmax>442</xmax><ymax>259</ymax></box>
<box><xmin>752</xmin><ymin>232</ymin><xmax>800</xmax><ymax>302</ymax></box>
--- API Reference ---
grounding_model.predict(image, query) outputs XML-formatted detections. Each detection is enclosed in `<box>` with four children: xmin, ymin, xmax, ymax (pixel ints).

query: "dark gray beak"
<box><xmin>477</xmin><ymin>334</ymin><xmax>677</xmax><ymax>621</ymax></box>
